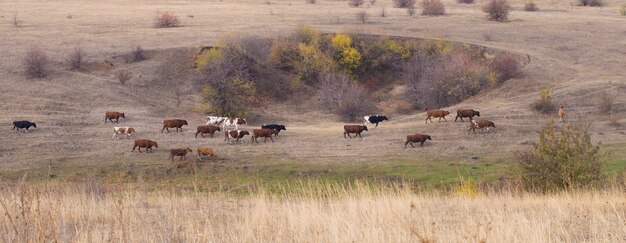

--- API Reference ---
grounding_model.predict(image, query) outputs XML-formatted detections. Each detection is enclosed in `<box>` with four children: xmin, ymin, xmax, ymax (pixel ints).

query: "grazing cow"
<box><xmin>251</xmin><ymin>129</ymin><xmax>278</xmax><ymax>143</ymax></box>
<box><xmin>261</xmin><ymin>124</ymin><xmax>286</xmax><ymax>136</ymax></box>
<box><xmin>222</xmin><ymin>118</ymin><xmax>247</xmax><ymax>130</ymax></box>
<box><xmin>195</xmin><ymin>125</ymin><xmax>221</xmax><ymax>138</ymax></box>
<box><xmin>224</xmin><ymin>130</ymin><xmax>250</xmax><ymax>143</ymax></box>
<box><xmin>425</xmin><ymin>109</ymin><xmax>451</xmax><ymax>124</ymax></box>
<box><xmin>468</xmin><ymin>119</ymin><xmax>496</xmax><ymax>134</ymax></box>
<box><xmin>104</xmin><ymin>111</ymin><xmax>125</xmax><ymax>123</ymax></box>
<box><xmin>161</xmin><ymin>119</ymin><xmax>188</xmax><ymax>133</ymax></box>
<box><xmin>132</xmin><ymin>139</ymin><xmax>158</xmax><ymax>153</ymax></box>
<box><xmin>12</xmin><ymin>120</ymin><xmax>37</xmax><ymax>132</ymax></box>
<box><xmin>169</xmin><ymin>148</ymin><xmax>193</xmax><ymax>162</ymax></box>
<box><xmin>455</xmin><ymin>109</ymin><xmax>480</xmax><ymax>122</ymax></box>
<box><xmin>112</xmin><ymin>127</ymin><xmax>136</xmax><ymax>139</ymax></box>
<box><xmin>197</xmin><ymin>147</ymin><xmax>217</xmax><ymax>159</ymax></box>
<box><xmin>405</xmin><ymin>133</ymin><xmax>432</xmax><ymax>148</ymax></box>
<box><xmin>206</xmin><ymin>116</ymin><xmax>228</xmax><ymax>125</ymax></box>
<box><xmin>344</xmin><ymin>125</ymin><xmax>368</xmax><ymax>138</ymax></box>
<box><xmin>363</xmin><ymin>115</ymin><xmax>389</xmax><ymax>127</ymax></box>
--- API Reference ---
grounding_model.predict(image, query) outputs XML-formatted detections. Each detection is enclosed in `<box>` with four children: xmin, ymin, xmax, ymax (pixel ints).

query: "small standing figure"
<box><xmin>558</xmin><ymin>106</ymin><xmax>565</xmax><ymax>122</ymax></box>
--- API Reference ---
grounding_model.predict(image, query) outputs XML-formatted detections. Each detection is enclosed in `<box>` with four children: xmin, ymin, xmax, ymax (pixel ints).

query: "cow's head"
<box><xmin>382</xmin><ymin>116</ymin><xmax>389</xmax><ymax>121</ymax></box>
<box><xmin>280</xmin><ymin>125</ymin><xmax>286</xmax><ymax>130</ymax></box>
<box><xmin>183</xmin><ymin>120</ymin><xmax>189</xmax><ymax>125</ymax></box>
<box><xmin>128</xmin><ymin>128</ymin><xmax>136</xmax><ymax>134</ymax></box>
<box><xmin>216</xmin><ymin>126</ymin><xmax>222</xmax><ymax>131</ymax></box>
<box><xmin>444</xmin><ymin>111</ymin><xmax>451</xmax><ymax>116</ymax></box>
<box><xmin>31</xmin><ymin>122</ymin><xmax>37</xmax><ymax>128</ymax></box>
<box><xmin>476</xmin><ymin>111</ymin><xmax>480</xmax><ymax>117</ymax></box>
<box><xmin>186</xmin><ymin>147</ymin><xmax>193</xmax><ymax>152</ymax></box>
<box><xmin>240</xmin><ymin>119</ymin><xmax>248</xmax><ymax>125</ymax></box>
<box><xmin>240</xmin><ymin>130</ymin><xmax>250</xmax><ymax>136</ymax></box>
<box><xmin>426</xmin><ymin>135</ymin><xmax>432</xmax><ymax>140</ymax></box>
<box><xmin>153</xmin><ymin>142</ymin><xmax>158</xmax><ymax>148</ymax></box>
<box><xmin>363</xmin><ymin>126</ymin><xmax>369</xmax><ymax>131</ymax></box>
<box><xmin>120</xmin><ymin>113</ymin><xmax>125</xmax><ymax>118</ymax></box>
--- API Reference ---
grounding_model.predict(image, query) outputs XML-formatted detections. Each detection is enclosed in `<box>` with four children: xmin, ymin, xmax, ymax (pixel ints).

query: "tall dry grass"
<box><xmin>1</xmin><ymin>181</ymin><xmax>624</xmax><ymax>242</ymax></box>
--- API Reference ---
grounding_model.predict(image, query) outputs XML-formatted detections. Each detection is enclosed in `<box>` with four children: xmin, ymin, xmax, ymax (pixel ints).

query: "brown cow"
<box><xmin>425</xmin><ymin>109</ymin><xmax>450</xmax><ymax>124</ymax></box>
<box><xmin>405</xmin><ymin>133</ymin><xmax>432</xmax><ymax>148</ymax></box>
<box><xmin>251</xmin><ymin>129</ymin><xmax>278</xmax><ymax>143</ymax></box>
<box><xmin>197</xmin><ymin>147</ymin><xmax>217</xmax><ymax>159</ymax></box>
<box><xmin>169</xmin><ymin>147</ymin><xmax>193</xmax><ymax>162</ymax></box>
<box><xmin>224</xmin><ymin>130</ymin><xmax>250</xmax><ymax>143</ymax></box>
<box><xmin>195</xmin><ymin>125</ymin><xmax>221</xmax><ymax>138</ymax></box>
<box><xmin>132</xmin><ymin>139</ymin><xmax>158</xmax><ymax>153</ymax></box>
<box><xmin>455</xmin><ymin>109</ymin><xmax>480</xmax><ymax>122</ymax></box>
<box><xmin>105</xmin><ymin>111</ymin><xmax>125</xmax><ymax>123</ymax></box>
<box><xmin>162</xmin><ymin>119</ymin><xmax>188</xmax><ymax>133</ymax></box>
<box><xmin>344</xmin><ymin>125</ymin><xmax>368</xmax><ymax>138</ymax></box>
<box><xmin>468</xmin><ymin>119</ymin><xmax>496</xmax><ymax>134</ymax></box>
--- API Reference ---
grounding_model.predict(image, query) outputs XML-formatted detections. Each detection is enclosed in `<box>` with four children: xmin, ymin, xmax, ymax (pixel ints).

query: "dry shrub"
<box><xmin>421</xmin><ymin>0</ymin><xmax>445</xmax><ymax>16</ymax></box>
<box><xmin>380</xmin><ymin>7</ymin><xmax>386</xmax><ymax>17</ymax></box>
<box><xmin>124</xmin><ymin>45</ymin><xmax>147</xmax><ymax>63</ymax></box>
<box><xmin>370</xmin><ymin>0</ymin><xmax>377</xmax><ymax>5</ymax></box>
<box><xmin>579</xmin><ymin>0</ymin><xmax>603</xmax><ymax>6</ymax></box>
<box><xmin>67</xmin><ymin>47</ymin><xmax>85</xmax><ymax>70</ymax></box>
<box><xmin>12</xmin><ymin>11</ymin><xmax>19</xmax><ymax>27</ymax></box>
<box><xmin>153</xmin><ymin>11</ymin><xmax>180</xmax><ymax>28</ymax></box>
<box><xmin>524</xmin><ymin>0</ymin><xmax>538</xmax><ymax>11</ymax></box>
<box><xmin>117</xmin><ymin>71</ymin><xmax>131</xmax><ymax>84</ymax></box>
<box><xmin>23</xmin><ymin>46</ymin><xmax>50</xmax><ymax>79</ymax></box>
<box><xmin>318</xmin><ymin>72</ymin><xmax>375</xmax><ymax>122</ymax></box>
<box><xmin>306</xmin><ymin>0</ymin><xmax>316</xmax><ymax>4</ymax></box>
<box><xmin>482</xmin><ymin>0</ymin><xmax>511</xmax><ymax>22</ymax></box>
<box><xmin>408</xmin><ymin>6</ymin><xmax>416</xmax><ymax>16</ymax></box>
<box><xmin>517</xmin><ymin>120</ymin><xmax>605</xmax><ymax>192</ymax></box>
<box><xmin>394</xmin><ymin>0</ymin><xmax>416</xmax><ymax>8</ymax></box>
<box><xmin>532</xmin><ymin>87</ymin><xmax>555</xmax><ymax>114</ymax></box>
<box><xmin>348</xmin><ymin>0</ymin><xmax>365</xmax><ymax>7</ymax></box>
<box><xmin>355</xmin><ymin>11</ymin><xmax>369</xmax><ymax>24</ymax></box>
<box><xmin>457</xmin><ymin>0</ymin><xmax>474</xmax><ymax>4</ymax></box>
<box><xmin>489</xmin><ymin>54</ymin><xmax>520</xmax><ymax>83</ymax></box>
<box><xmin>621</xmin><ymin>5</ymin><xmax>626</xmax><ymax>16</ymax></box>
<box><xmin>598</xmin><ymin>93</ymin><xmax>615</xmax><ymax>114</ymax></box>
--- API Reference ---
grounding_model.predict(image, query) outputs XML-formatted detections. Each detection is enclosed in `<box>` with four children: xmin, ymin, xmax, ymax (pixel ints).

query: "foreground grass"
<box><xmin>0</xmin><ymin>182</ymin><xmax>624</xmax><ymax>242</ymax></box>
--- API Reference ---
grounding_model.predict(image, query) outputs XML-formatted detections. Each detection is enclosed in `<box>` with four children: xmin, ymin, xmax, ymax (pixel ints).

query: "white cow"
<box><xmin>206</xmin><ymin>116</ymin><xmax>228</xmax><ymax>125</ymax></box>
<box><xmin>222</xmin><ymin>118</ymin><xmax>247</xmax><ymax>130</ymax></box>
<box><xmin>113</xmin><ymin>127</ymin><xmax>136</xmax><ymax>139</ymax></box>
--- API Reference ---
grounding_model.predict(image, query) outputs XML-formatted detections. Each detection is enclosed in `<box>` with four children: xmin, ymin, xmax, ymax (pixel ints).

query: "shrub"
<box><xmin>370</xmin><ymin>0</ymin><xmax>377</xmax><ymax>5</ymax></box>
<box><xmin>489</xmin><ymin>54</ymin><xmax>520</xmax><ymax>83</ymax></box>
<box><xmin>380</xmin><ymin>7</ymin><xmax>386</xmax><ymax>17</ymax></box>
<box><xmin>517</xmin><ymin>120</ymin><xmax>605</xmax><ymax>192</ymax></box>
<box><xmin>394</xmin><ymin>0</ymin><xmax>416</xmax><ymax>8</ymax></box>
<box><xmin>421</xmin><ymin>0</ymin><xmax>445</xmax><ymax>16</ymax></box>
<box><xmin>355</xmin><ymin>11</ymin><xmax>369</xmax><ymax>24</ymax></box>
<box><xmin>117</xmin><ymin>71</ymin><xmax>131</xmax><ymax>84</ymax></box>
<box><xmin>524</xmin><ymin>0</ymin><xmax>538</xmax><ymax>11</ymax></box>
<box><xmin>318</xmin><ymin>72</ymin><xmax>375</xmax><ymax>121</ymax></box>
<box><xmin>306</xmin><ymin>0</ymin><xmax>316</xmax><ymax>4</ymax></box>
<box><xmin>598</xmin><ymin>93</ymin><xmax>615</xmax><ymax>114</ymax></box>
<box><xmin>621</xmin><ymin>5</ymin><xmax>626</xmax><ymax>16</ymax></box>
<box><xmin>292</xmin><ymin>25</ymin><xmax>320</xmax><ymax>45</ymax></box>
<box><xmin>482</xmin><ymin>0</ymin><xmax>511</xmax><ymax>22</ymax></box>
<box><xmin>23</xmin><ymin>46</ymin><xmax>50</xmax><ymax>79</ymax></box>
<box><xmin>532</xmin><ymin>87</ymin><xmax>555</xmax><ymax>114</ymax></box>
<box><xmin>124</xmin><ymin>45</ymin><xmax>147</xmax><ymax>63</ymax></box>
<box><xmin>579</xmin><ymin>0</ymin><xmax>603</xmax><ymax>6</ymax></box>
<box><xmin>67</xmin><ymin>47</ymin><xmax>85</xmax><ymax>70</ymax></box>
<box><xmin>408</xmin><ymin>6</ymin><xmax>416</xmax><ymax>16</ymax></box>
<box><xmin>348</xmin><ymin>0</ymin><xmax>365</xmax><ymax>7</ymax></box>
<box><xmin>457</xmin><ymin>0</ymin><xmax>474</xmax><ymax>4</ymax></box>
<box><xmin>153</xmin><ymin>11</ymin><xmax>180</xmax><ymax>28</ymax></box>
<box><xmin>201</xmin><ymin>76</ymin><xmax>255</xmax><ymax>117</ymax></box>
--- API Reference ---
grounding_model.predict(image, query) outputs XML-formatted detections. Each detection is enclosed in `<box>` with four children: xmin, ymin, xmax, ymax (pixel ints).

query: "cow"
<box><xmin>344</xmin><ymin>125</ymin><xmax>368</xmax><ymax>138</ymax></box>
<box><xmin>455</xmin><ymin>109</ymin><xmax>480</xmax><ymax>122</ymax></box>
<box><xmin>161</xmin><ymin>119</ymin><xmax>188</xmax><ymax>133</ymax></box>
<box><xmin>104</xmin><ymin>111</ymin><xmax>125</xmax><ymax>123</ymax></box>
<box><xmin>363</xmin><ymin>115</ymin><xmax>389</xmax><ymax>127</ymax></box>
<box><xmin>251</xmin><ymin>129</ymin><xmax>278</xmax><ymax>143</ymax></box>
<box><xmin>206</xmin><ymin>116</ymin><xmax>228</xmax><ymax>125</ymax></box>
<box><xmin>261</xmin><ymin>124</ymin><xmax>286</xmax><ymax>136</ymax></box>
<box><xmin>169</xmin><ymin>148</ymin><xmax>193</xmax><ymax>162</ymax></box>
<box><xmin>425</xmin><ymin>109</ymin><xmax>451</xmax><ymax>124</ymax></box>
<box><xmin>112</xmin><ymin>127</ymin><xmax>136</xmax><ymax>139</ymax></box>
<box><xmin>12</xmin><ymin>121</ymin><xmax>37</xmax><ymax>132</ymax></box>
<box><xmin>405</xmin><ymin>133</ymin><xmax>432</xmax><ymax>148</ymax></box>
<box><xmin>195</xmin><ymin>125</ymin><xmax>221</xmax><ymax>138</ymax></box>
<box><xmin>468</xmin><ymin>119</ymin><xmax>496</xmax><ymax>134</ymax></box>
<box><xmin>132</xmin><ymin>139</ymin><xmax>158</xmax><ymax>153</ymax></box>
<box><xmin>197</xmin><ymin>147</ymin><xmax>217</xmax><ymax>159</ymax></box>
<box><xmin>224</xmin><ymin>130</ymin><xmax>250</xmax><ymax>143</ymax></box>
<box><xmin>222</xmin><ymin>118</ymin><xmax>247</xmax><ymax>130</ymax></box>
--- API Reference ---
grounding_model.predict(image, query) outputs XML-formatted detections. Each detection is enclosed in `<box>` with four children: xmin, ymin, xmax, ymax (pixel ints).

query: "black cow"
<box><xmin>261</xmin><ymin>124</ymin><xmax>286</xmax><ymax>137</ymax></box>
<box><xmin>12</xmin><ymin>121</ymin><xmax>37</xmax><ymax>132</ymax></box>
<box><xmin>363</xmin><ymin>115</ymin><xmax>389</xmax><ymax>127</ymax></box>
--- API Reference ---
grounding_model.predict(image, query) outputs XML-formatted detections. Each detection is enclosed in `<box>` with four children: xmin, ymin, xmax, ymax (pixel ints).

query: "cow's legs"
<box><xmin>420</xmin><ymin>141</ymin><xmax>425</xmax><ymax>147</ymax></box>
<box><xmin>138</xmin><ymin>147</ymin><xmax>142</xmax><ymax>153</ymax></box>
<box><xmin>358</xmin><ymin>132</ymin><xmax>362</xmax><ymax>138</ymax></box>
<box><xmin>375</xmin><ymin>122</ymin><xmax>379</xmax><ymax>128</ymax></box>
<box><xmin>270</xmin><ymin>136</ymin><xmax>274</xmax><ymax>143</ymax></box>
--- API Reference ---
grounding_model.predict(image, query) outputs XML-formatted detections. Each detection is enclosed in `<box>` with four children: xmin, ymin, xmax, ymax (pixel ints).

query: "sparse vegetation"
<box><xmin>22</xmin><ymin>46</ymin><xmax>50</xmax><ymax>79</ymax></box>
<box><xmin>578</xmin><ymin>0</ymin><xmax>603</xmax><ymax>6</ymax></box>
<box><xmin>408</xmin><ymin>6</ymin><xmax>416</xmax><ymax>16</ymax></box>
<box><xmin>421</xmin><ymin>0</ymin><xmax>446</xmax><ymax>16</ymax></box>
<box><xmin>394</xmin><ymin>0</ymin><xmax>416</xmax><ymax>8</ymax></box>
<box><xmin>598</xmin><ymin>92</ymin><xmax>615</xmax><ymax>114</ymax></box>
<box><xmin>355</xmin><ymin>11</ymin><xmax>369</xmax><ymax>24</ymax></box>
<box><xmin>489</xmin><ymin>54</ymin><xmax>521</xmax><ymax>83</ymax></box>
<box><xmin>483</xmin><ymin>0</ymin><xmax>511</xmax><ymax>22</ymax></box>
<box><xmin>306</xmin><ymin>0</ymin><xmax>316</xmax><ymax>4</ymax></box>
<box><xmin>348</xmin><ymin>0</ymin><xmax>365</xmax><ymax>7</ymax></box>
<box><xmin>380</xmin><ymin>6</ymin><xmax>387</xmax><ymax>17</ymax></box>
<box><xmin>153</xmin><ymin>11</ymin><xmax>180</xmax><ymax>28</ymax></box>
<box><xmin>117</xmin><ymin>71</ymin><xmax>131</xmax><ymax>84</ymax></box>
<box><xmin>12</xmin><ymin>11</ymin><xmax>19</xmax><ymax>27</ymax></box>
<box><xmin>67</xmin><ymin>47</ymin><xmax>86</xmax><ymax>70</ymax></box>
<box><xmin>370</xmin><ymin>0</ymin><xmax>377</xmax><ymax>5</ymax></box>
<box><xmin>532</xmin><ymin>87</ymin><xmax>555</xmax><ymax>114</ymax></box>
<box><xmin>518</xmin><ymin>120</ymin><xmax>605</xmax><ymax>192</ymax></box>
<box><xmin>620</xmin><ymin>5</ymin><xmax>626</xmax><ymax>16</ymax></box>
<box><xmin>524</xmin><ymin>0</ymin><xmax>538</xmax><ymax>11</ymax></box>
<box><xmin>318</xmin><ymin>72</ymin><xmax>375</xmax><ymax>121</ymax></box>
<box><xmin>457</xmin><ymin>0</ymin><xmax>475</xmax><ymax>4</ymax></box>
<box><xmin>124</xmin><ymin>45</ymin><xmax>147</xmax><ymax>63</ymax></box>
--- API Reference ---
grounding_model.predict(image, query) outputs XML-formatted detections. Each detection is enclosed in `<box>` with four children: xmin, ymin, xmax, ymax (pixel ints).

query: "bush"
<box><xmin>517</xmin><ymin>120</ymin><xmax>605</xmax><ymax>192</ymax></box>
<box><xmin>23</xmin><ymin>46</ymin><xmax>50</xmax><ymax>79</ymax></box>
<box><xmin>67</xmin><ymin>47</ymin><xmax>85</xmax><ymax>70</ymax></box>
<box><xmin>489</xmin><ymin>54</ymin><xmax>520</xmax><ymax>83</ymax></box>
<box><xmin>482</xmin><ymin>0</ymin><xmax>511</xmax><ymax>22</ymax></box>
<box><xmin>524</xmin><ymin>0</ymin><xmax>538</xmax><ymax>11</ymax></box>
<box><xmin>117</xmin><ymin>71</ymin><xmax>131</xmax><ymax>84</ymax></box>
<box><xmin>421</xmin><ymin>0</ymin><xmax>445</xmax><ymax>16</ymax></box>
<box><xmin>394</xmin><ymin>0</ymin><xmax>416</xmax><ymax>8</ymax></box>
<box><xmin>306</xmin><ymin>0</ymin><xmax>316</xmax><ymax>4</ymax></box>
<box><xmin>318</xmin><ymin>72</ymin><xmax>375</xmax><ymax>122</ymax></box>
<box><xmin>598</xmin><ymin>93</ymin><xmax>615</xmax><ymax>114</ymax></box>
<box><xmin>355</xmin><ymin>11</ymin><xmax>369</xmax><ymax>24</ymax></box>
<box><xmin>124</xmin><ymin>45</ymin><xmax>147</xmax><ymax>63</ymax></box>
<box><xmin>457</xmin><ymin>0</ymin><xmax>474</xmax><ymax>4</ymax></box>
<box><xmin>348</xmin><ymin>0</ymin><xmax>365</xmax><ymax>7</ymax></box>
<box><xmin>408</xmin><ymin>7</ymin><xmax>416</xmax><ymax>16</ymax></box>
<box><xmin>532</xmin><ymin>87</ymin><xmax>555</xmax><ymax>114</ymax></box>
<box><xmin>621</xmin><ymin>5</ymin><xmax>626</xmax><ymax>16</ymax></box>
<box><xmin>153</xmin><ymin>11</ymin><xmax>180</xmax><ymax>28</ymax></box>
<box><xmin>370</xmin><ymin>0</ymin><xmax>377</xmax><ymax>5</ymax></box>
<box><xmin>579</xmin><ymin>0</ymin><xmax>603</xmax><ymax>6</ymax></box>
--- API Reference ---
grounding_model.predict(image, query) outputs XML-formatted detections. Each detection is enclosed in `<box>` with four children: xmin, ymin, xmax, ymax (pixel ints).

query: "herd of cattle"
<box><xmin>11</xmin><ymin>109</ymin><xmax>495</xmax><ymax>162</ymax></box>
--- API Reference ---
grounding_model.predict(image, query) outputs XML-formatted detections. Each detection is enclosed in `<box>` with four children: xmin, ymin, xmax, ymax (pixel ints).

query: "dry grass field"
<box><xmin>0</xmin><ymin>0</ymin><xmax>625</xmax><ymax>240</ymax></box>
